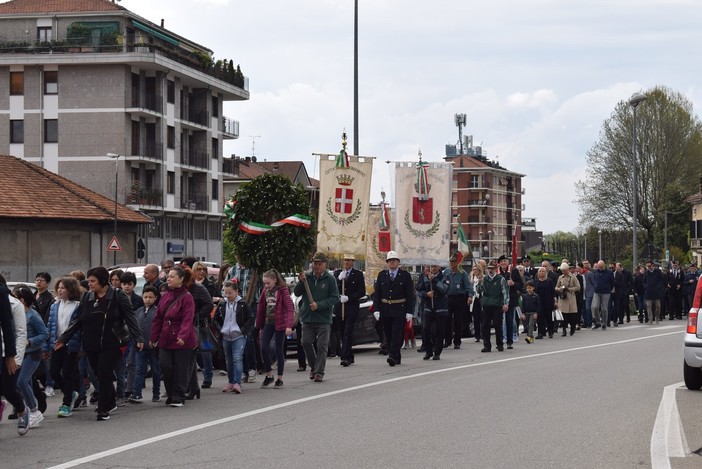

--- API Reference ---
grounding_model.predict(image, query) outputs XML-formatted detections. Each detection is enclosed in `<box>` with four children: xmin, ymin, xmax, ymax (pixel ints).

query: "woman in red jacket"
<box><xmin>150</xmin><ymin>266</ymin><xmax>196</xmax><ymax>407</ymax></box>
<box><xmin>255</xmin><ymin>270</ymin><xmax>293</xmax><ymax>389</ymax></box>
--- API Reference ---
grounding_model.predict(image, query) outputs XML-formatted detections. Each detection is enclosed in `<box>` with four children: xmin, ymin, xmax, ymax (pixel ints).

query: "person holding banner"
<box><xmin>416</xmin><ymin>265</ymin><xmax>448</xmax><ymax>360</ymax></box>
<box><xmin>373</xmin><ymin>251</ymin><xmax>415</xmax><ymax>366</ymax></box>
<box><xmin>334</xmin><ymin>254</ymin><xmax>366</xmax><ymax>367</ymax></box>
<box><xmin>294</xmin><ymin>252</ymin><xmax>340</xmax><ymax>382</ymax></box>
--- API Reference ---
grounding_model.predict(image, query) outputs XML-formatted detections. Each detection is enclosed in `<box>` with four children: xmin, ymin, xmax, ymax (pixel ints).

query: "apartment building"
<box><xmin>446</xmin><ymin>142</ymin><xmax>525</xmax><ymax>261</ymax></box>
<box><xmin>0</xmin><ymin>0</ymin><xmax>249</xmax><ymax>264</ymax></box>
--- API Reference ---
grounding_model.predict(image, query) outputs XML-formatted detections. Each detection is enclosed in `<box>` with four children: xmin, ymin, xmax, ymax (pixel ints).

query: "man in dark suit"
<box><xmin>373</xmin><ymin>251</ymin><xmax>415</xmax><ymax>366</ymax></box>
<box><xmin>334</xmin><ymin>254</ymin><xmax>366</xmax><ymax>367</ymax></box>
<box><xmin>667</xmin><ymin>260</ymin><xmax>684</xmax><ymax>320</ymax></box>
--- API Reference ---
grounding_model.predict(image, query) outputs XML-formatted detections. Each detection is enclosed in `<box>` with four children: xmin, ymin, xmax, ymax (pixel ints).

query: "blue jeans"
<box><xmin>583</xmin><ymin>296</ymin><xmax>593</xmax><ymax>328</ymax></box>
<box><xmin>223</xmin><ymin>335</ymin><xmax>247</xmax><ymax>385</ymax></box>
<box><xmin>261</xmin><ymin>324</ymin><xmax>286</xmax><ymax>375</ymax></box>
<box><xmin>197</xmin><ymin>351</ymin><xmax>213</xmax><ymax>384</ymax></box>
<box><xmin>18</xmin><ymin>353</ymin><xmax>42</xmax><ymax>410</ymax></box>
<box><xmin>134</xmin><ymin>348</ymin><xmax>161</xmax><ymax>399</ymax></box>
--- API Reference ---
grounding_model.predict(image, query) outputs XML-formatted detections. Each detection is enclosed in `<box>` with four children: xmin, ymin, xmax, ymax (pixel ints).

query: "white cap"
<box><xmin>386</xmin><ymin>251</ymin><xmax>400</xmax><ymax>262</ymax></box>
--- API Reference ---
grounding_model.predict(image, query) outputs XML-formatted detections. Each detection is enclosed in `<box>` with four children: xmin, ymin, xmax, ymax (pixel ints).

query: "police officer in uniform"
<box><xmin>334</xmin><ymin>254</ymin><xmax>366</xmax><ymax>367</ymax></box>
<box><xmin>373</xmin><ymin>251</ymin><xmax>415</xmax><ymax>366</ymax></box>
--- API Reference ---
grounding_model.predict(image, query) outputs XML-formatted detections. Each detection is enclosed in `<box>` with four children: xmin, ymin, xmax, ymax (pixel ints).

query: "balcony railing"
<box><xmin>222</xmin><ymin>158</ymin><xmax>237</xmax><ymax>175</ymax></box>
<box><xmin>182</xmin><ymin>110</ymin><xmax>209</xmax><ymax>127</ymax></box>
<box><xmin>222</xmin><ymin>116</ymin><xmax>239</xmax><ymax>138</ymax></box>
<box><xmin>126</xmin><ymin>185</ymin><xmax>163</xmax><ymax>206</ymax></box>
<box><xmin>180</xmin><ymin>192</ymin><xmax>209</xmax><ymax>211</ymax></box>
<box><xmin>130</xmin><ymin>142</ymin><xmax>163</xmax><ymax>160</ymax></box>
<box><xmin>468</xmin><ymin>199</ymin><xmax>488</xmax><ymax>207</ymax></box>
<box><xmin>181</xmin><ymin>149</ymin><xmax>209</xmax><ymax>170</ymax></box>
<box><xmin>131</xmin><ymin>94</ymin><xmax>162</xmax><ymax>113</ymax></box>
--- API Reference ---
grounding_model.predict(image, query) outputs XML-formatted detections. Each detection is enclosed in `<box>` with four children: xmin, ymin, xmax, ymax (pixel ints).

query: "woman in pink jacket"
<box><xmin>150</xmin><ymin>266</ymin><xmax>196</xmax><ymax>407</ymax></box>
<box><xmin>256</xmin><ymin>269</ymin><xmax>293</xmax><ymax>389</ymax></box>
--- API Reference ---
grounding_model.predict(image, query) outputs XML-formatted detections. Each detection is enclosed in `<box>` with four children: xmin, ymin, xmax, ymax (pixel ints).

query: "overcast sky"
<box><xmin>122</xmin><ymin>0</ymin><xmax>702</xmax><ymax>235</ymax></box>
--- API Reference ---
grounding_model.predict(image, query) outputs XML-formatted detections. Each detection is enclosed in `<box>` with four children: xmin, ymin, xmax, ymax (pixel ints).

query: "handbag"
<box><xmin>552</xmin><ymin>309</ymin><xmax>564</xmax><ymax>321</ymax></box>
<box><xmin>113</xmin><ymin>323</ymin><xmax>131</xmax><ymax>346</ymax></box>
<box><xmin>197</xmin><ymin>320</ymin><xmax>219</xmax><ymax>352</ymax></box>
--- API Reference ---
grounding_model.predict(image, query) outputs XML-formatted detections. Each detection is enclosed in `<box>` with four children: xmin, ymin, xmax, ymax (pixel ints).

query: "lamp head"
<box><xmin>629</xmin><ymin>93</ymin><xmax>647</xmax><ymax>108</ymax></box>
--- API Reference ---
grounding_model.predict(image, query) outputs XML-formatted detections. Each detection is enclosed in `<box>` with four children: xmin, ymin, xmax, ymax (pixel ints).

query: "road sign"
<box><xmin>108</xmin><ymin>236</ymin><xmax>122</xmax><ymax>251</ymax></box>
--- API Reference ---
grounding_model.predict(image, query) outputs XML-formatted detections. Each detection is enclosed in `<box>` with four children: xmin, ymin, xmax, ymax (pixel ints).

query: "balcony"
<box><xmin>222</xmin><ymin>158</ymin><xmax>237</xmax><ymax>176</ymax></box>
<box><xmin>129</xmin><ymin>94</ymin><xmax>162</xmax><ymax>116</ymax></box>
<box><xmin>130</xmin><ymin>142</ymin><xmax>163</xmax><ymax>161</ymax></box>
<box><xmin>126</xmin><ymin>185</ymin><xmax>163</xmax><ymax>207</ymax></box>
<box><xmin>468</xmin><ymin>199</ymin><xmax>488</xmax><ymax>207</ymax></box>
<box><xmin>181</xmin><ymin>149</ymin><xmax>209</xmax><ymax>170</ymax></box>
<box><xmin>222</xmin><ymin>116</ymin><xmax>239</xmax><ymax>139</ymax></box>
<box><xmin>180</xmin><ymin>192</ymin><xmax>209</xmax><ymax>211</ymax></box>
<box><xmin>180</xmin><ymin>110</ymin><xmax>210</xmax><ymax>130</ymax></box>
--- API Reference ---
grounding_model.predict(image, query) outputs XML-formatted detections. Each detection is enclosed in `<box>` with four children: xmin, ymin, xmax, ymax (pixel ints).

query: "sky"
<box><xmin>121</xmin><ymin>0</ymin><xmax>702</xmax><ymax>235</ymax></box>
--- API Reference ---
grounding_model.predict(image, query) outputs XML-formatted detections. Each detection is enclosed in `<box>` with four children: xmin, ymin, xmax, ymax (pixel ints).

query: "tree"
<box><xmin>224</xmin><ymin>174</ymin><xmax>315</xmax><ymax>275</ymax></box>
<box><xmin>577</xmin><ymin>86</ymin><xmax>702</xmax><ymax>254</ymax></box>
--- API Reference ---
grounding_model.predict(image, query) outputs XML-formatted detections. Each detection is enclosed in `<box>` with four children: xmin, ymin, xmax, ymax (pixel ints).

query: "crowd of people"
<box><xmin>0</xmin><ymin>251</ymin><xmax>695</xmax><ymax>436</ymax></box>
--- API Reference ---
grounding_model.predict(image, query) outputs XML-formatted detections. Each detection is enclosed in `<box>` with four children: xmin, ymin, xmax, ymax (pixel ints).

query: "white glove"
<box><xmin>338</xmin><ymin>270</ymin><xmax>347</xmax><ymax>281</ymax></box>
<box><xmin>373</xmin><ymin>311</ymin><xmax>380</xmax><ymax>321</ymax></box>
<box><xmin>340</xmin><ymin>295</ymin><xmax>349</xmax><ymax>303</ymax></box>
<box><xmin>406</xmin><ymin>313</ymin><xmax>413</xmax><ymax>322</ymax></box>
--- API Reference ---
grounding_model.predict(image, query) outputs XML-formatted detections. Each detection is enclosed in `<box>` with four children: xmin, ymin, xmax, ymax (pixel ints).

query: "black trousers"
<box><xmin>446</xmin><ymin>295</ymin><xmax>466</xmax><ymax>346</ymax></box>
<box><xmin>668</xmin><ymin>290</ymin><xmax>682</xmax><ymax>319</ymax></box>
<box><xmin>481</xmin><ymin>305</ymin><xmax>503</xmax><ymax>350</ymax></box>
<box><xmin>340</xmin><ymin>307</ymin><xmax>359</xmax><ymax>363</ymax></box>
<box><xmin>382</xmin><ymin>313</ymin><xmax>405</xmax><ymax>363</ymax></box>
<box><xmin>423</xmin><ymin>311</ymin><xmax>447</xmax><ymax>356</ymax></box>
<box><xmin>160</xmin><ymin>348</ymin><xmax>192</xmax><ymax>403</ymax></box>
<box><xmin>50</xmin><ymin>347</ymin><xmax>79</xmax><ymax>407</ymax></box>
<box><xmin>86</xmin><ymin>348</ymin><xmax>122</xmax><ymax>414</ymax></box>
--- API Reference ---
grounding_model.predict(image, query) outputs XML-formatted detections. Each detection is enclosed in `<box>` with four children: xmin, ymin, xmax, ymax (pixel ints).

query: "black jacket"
<box><xmin>189</xmin><ymin>282</ymin><xmax>215</xmax><ymax>327</ymax></box>
<box><xmin>60</xmin><ymin>287</ymin><xmax>143</xmax><ymax>353</ymax></box>
<box><xmin>373</xmin><ymin>269</ymin><xmax>415</xmax><ymax>318</ymax></box>
<box><xmin>213</xmin><ymin>298</ymin><xmax>254</xmax><ymax>338</ymax></box>
<box><xmin>334</xmin><ymin>268</ymin><xmax>366</xmax><ymax>318</ymax></box>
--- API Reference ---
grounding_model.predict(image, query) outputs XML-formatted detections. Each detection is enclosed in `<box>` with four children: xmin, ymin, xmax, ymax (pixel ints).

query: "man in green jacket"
<box><xmin>478</xmin><ymin>260</ymin><xmax>509</xmax><ymax>353</ymax></box>
<box><xmin>294</xmin><ymin>252</ymin><xmax>340</xmax><ymax>382</ymax></box>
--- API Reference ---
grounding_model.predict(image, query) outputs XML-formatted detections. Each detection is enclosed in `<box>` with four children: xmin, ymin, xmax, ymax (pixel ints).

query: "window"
<box><xmin>470</xmin><ymin>175</ymin><xmax>479</xmax><ymax>188</ymax></box>
<box><xmin>211</xmin><ymin>96</ymin><xmax>219</xmax><ymax>117</ymax></box>
<box><xmin>212</xmin><ymin>179</ymin><xmax>219</xmax><ymax>200</ymax></box>
<box><xmin>167</xmin><ymin>80</ymin><xmax>175</xmax><ymax>104</ymax></box>
<box><xmin>10</xmin><ymin>72</ymin><xmax>23</xmax><ymax>95</ymax></box>
<box><xmin>167</xmin><ymin>171</ymin><xmax>175</xmax><ymax>194</ymax></box>
<box><xmin>165</xmin><ymin>218</ymin><xmax>184</xmax><ymax>239</ymax></box>
<box><xmin>44</xmin><ymin>71</ymin><xmax>57</xmax><ymax>94</ymax></box>
<box><xmin>208</xmin><ymin>221</ymin><xmax>222</xmax><ymax>240</ymax></box>
<box><xmin>44</xmin><ymin>119</ymin><xmax>58</xmax><ymax>143</ymax></box>
<box><xmin>167</xmin><ymin>126</ymin><xmax>175</xmax><ymax>149</ymax></box>
<box><xmin>211</xmin><ymin>138</ymin><xmax>218</xmax><ymax>159</ymax></box>
<box><xmin>37</xmin><ymin>27</ymin><xmax>52</xmax><ymax>42</ymax></box>
<box><xmin>10</xmin><ymin>120</ymin><xmax>24</xmax><ymax>144</ymax></box>
<box><xmin>193</xmin><ymin>220</ymin><xmax>207</xmax><ymax>240</ymax></box>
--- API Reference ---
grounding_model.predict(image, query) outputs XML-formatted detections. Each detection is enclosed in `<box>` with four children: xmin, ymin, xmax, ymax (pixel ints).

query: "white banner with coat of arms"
<box><xmin>394</xmin><ymin>161</ymin><xmax>452</xmax><ymax>265</ymax></box>
<box><xmin>317</xmin><ymin>155</ymin><xmax>373</xmax><ymax>259</ymax></box>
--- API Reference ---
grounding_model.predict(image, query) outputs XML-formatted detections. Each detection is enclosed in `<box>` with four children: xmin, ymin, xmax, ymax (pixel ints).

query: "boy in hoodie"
<box><xmin>521</xmin><ymin>281</ymin><xmax>541</xmax><ymax>343</ymax></box>
<box><xmin>129</xmin><ymin>285</ymin><xmax>161</xmax><ymax>403</ymax></box>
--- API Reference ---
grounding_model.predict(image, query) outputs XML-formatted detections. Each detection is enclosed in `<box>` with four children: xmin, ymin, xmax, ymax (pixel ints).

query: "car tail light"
<box><xmin>688</xmin><ymin>308</ymin><xmax>698</xmax><ymax>335</ymax></box>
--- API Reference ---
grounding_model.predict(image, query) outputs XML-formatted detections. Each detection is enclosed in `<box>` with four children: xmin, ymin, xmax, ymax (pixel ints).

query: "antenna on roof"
<box><xmin>249</xmin><ymin>135</ymin><xmax>261</xmax><ymax>158</ymax></box>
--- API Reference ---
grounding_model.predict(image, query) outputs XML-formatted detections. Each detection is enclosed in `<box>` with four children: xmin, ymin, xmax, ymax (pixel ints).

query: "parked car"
<box><xmin>683</xmin><ymin>276</ymin><xmax>702</xmax><ymax>389</ymax></box>
<box><xmin>4</xmin><ymin>282</ymin><xmax>38</xmax><ymax>294</ymax></box>
<box><xmin>286</xmin><ymin>293</ymin><xmax>380</xmax><ymax>353</ymax></box>
<box><xmin>108</xmin><ymin>264</ymin><xmax>147</xmax><ymax>296</ymax></box>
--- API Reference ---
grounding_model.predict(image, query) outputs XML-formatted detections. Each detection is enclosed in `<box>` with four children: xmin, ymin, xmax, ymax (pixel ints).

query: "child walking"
<box><xmin>522</xmin><ymin>281</ymin><xmax>541</xmax><ymax>344</ymax></box>
<box><xmin>214</xmin><ymin>281</ymin><xmax>253</xmax><ymax>394</ymax></box>
<box><xmin>130</xmin><ymin>285</ymin><xmax>161</xmax><ymax>403</ymax></box>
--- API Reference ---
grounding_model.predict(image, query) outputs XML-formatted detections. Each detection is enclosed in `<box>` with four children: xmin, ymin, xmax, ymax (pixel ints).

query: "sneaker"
<box><xmin>79</xmin><ymin>397</ymin><xmax>88</xmax><ymax>408</ymax></box>
<box><xmin>17</xmin><ymin>411</ymin><xmax>30</xmax><ymax>435</ymax></box>
<box><xmin>57</xmin><ymin>404</ymin><xmax>72</xmax><ymax>418</ymax></box>
<box><xmin>170</xmin><ymin>401</ymin><xmax>184</xmax><ymax>407</ymax></box>
<box><xmin>261</xmin><ymin>376</ymin><xmax>275</xmax><ymax>388</ymax></box>
<box><xmin>218</xmin><ymin>370</ymin><xmax>227</xmax><ymax>376</ymax></box>
<box><xmin>116</xmin><ymin>397</ymin><xmax>127</xmax><ymax>407</ymax></box>
<box><xmin>0</xmin><ymin>399</ymin><xmax>6</xmax><ymax>421</ymax></box>
<box><xmin>274</xmin><ymin>379</ymin><xmax>284</xmax><ymax>389</ymax></box>
<box><xmin>128</xmin><ymin>395</ymin><xmax>144</xmax><ymax>403</ymax></box>
<box><xmin>222</xmin><ymin>383</ymin><xmax>234</xmax><ymax>392</ymax></box>
<box><xmin>314</xmin><ymin>374</ymin><xmax>324</xmax><ymax>382</ymax></box>
<box><xmin>89</xmin><ymin>392</ymin><xmax>99</xmax><ymax>404</ymax></box>
<box><xmin>96</xmin><ymin>412</ymin><xmax>110</xmax><ymax>421</ymax></box>
<box><xmin>108</xmin><ymin>405</ymin><xmax>118</xmax><ymax>414</ymax></box>
<box><xmin>44</xmin><ymin>386</ymin><xmax>55</xmax><ymax>397</ymax></box>
<box><xmin>247</xmin><ymin>370</ymin><xmax>257</xmax><ymax>383</ymax></box>
<box><xmin>29</xmin><ymin>410</ymin><xmax>44</xmax><ymax>428</ymax></box>
<box><xmin>152</xmin><ymin>396</ymin><xmax>161</xmax><ymax>403</ymax></box>
<box><xmin>232</xmin><ymin>384</ymin><xmax>242</xmax><ymax>394</ymax></box>
<box><xmin>71</xmin><ymin>391</ymin><xmax>79</xmax><ymax>409</ymax></box>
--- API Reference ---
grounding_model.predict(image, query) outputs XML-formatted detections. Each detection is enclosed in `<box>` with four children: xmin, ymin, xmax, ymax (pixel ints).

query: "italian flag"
<box><xmin>457</xmin><ymin>221</ymin><xmax>470</xmax><ymax>254</ymax></box>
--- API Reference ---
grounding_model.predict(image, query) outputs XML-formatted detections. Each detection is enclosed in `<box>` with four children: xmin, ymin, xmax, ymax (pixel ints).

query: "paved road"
<box><xmin>1</xmin><ymin>322</ymin><xmax>701</xmax><ymax>468</ymax></box>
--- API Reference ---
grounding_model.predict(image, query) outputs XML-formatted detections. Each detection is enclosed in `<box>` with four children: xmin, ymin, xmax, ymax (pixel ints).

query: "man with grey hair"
<box><xmin>143</xmin><ymin>264</ymin><xmax>162</xmax><ymax>291</ymax></box>
<box><xmin>591</xmin><ymin>260</ymin><xmax>614</xmax><ymax>330</ymax></box>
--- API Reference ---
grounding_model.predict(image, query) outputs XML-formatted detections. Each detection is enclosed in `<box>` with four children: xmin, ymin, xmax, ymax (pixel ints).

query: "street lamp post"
<box><xmin>629</xmin><ymin>92</ymin><xmax>647</xmax><ymax>271</ymax></box>
<box><xmin>487</xmin><ymin>230</ymin><xmax>493</xmax><ymax>259</ymax></box>
<box><xmin>598</xmin><ymin>229</ymin><xmax>603</xmax><ymax>260</ymax></box>
<box><xmin>107</xmin><ymin>153</ymin><xmax>120</xmax><ymax>265</ymax></box>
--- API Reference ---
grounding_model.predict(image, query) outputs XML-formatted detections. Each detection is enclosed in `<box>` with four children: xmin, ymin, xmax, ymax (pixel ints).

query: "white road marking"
<box><xmin>48</xmin><ymin>330</ymin><xmax>684</xmax><ymax>469</ymax></box>
<box><xmin>651</xmin><ymin>382</ymin><xmax>690</xmax><ymax>468</ymax></box>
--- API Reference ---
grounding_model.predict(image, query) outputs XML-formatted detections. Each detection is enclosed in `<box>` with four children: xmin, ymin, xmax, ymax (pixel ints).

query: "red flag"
<box><xmin>412</xmin><ymin>197</ymin><xmax>433</xmax><ymax>224</ymax></box>
<box><xmin>378</xmin><ymin>231</ymin><xmax>391</xmax><ymax>252</ymax></box>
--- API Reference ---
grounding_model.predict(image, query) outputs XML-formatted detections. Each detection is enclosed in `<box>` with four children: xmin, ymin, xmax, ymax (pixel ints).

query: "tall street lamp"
<box><xmin>629</xmin><ymin>92</ymin><xmax>647</xmax><ymax>270</ymax></box>
<box><xmin>598</xmin><ymin>229</ymin><xmax>603</xmax><ymax>260</ymax></box>
<box><xmin>107</xmin><ymin>153</ymin><xmax>120</xmax><ymax>266</ymax></box>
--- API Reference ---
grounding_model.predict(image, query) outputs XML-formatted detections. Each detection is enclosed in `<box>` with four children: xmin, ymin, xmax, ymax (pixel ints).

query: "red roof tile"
<box><xmin>0</xmin><ymin>0</ymin><xmax>124</xmax><ymax>14</ymax></box>
<box><xmin>0</xmin><ymin>155</ymin><xmax>151</xmax><ymax>224</ymax></box>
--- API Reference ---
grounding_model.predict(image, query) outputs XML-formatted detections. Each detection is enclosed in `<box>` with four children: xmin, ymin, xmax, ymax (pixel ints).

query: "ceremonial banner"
<box><xmin>317</xmin><ymin>154</ymin><xmax>373</xmax><ymax>259</ymax></box>
<box><xmin>394</xmin><ymin>161</ymin><xmax>452</xmax><ymax>265</ymax></box>
<box><xmin>365</xmin><ymin>205</ymin><xmax>395</xmax><ymax>291</ymax></box>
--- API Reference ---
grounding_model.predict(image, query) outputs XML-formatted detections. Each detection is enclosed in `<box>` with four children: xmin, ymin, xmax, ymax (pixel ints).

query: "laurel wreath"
<box><xmin>403</xmin><ymin>209</ymin><xmax>441</xmax><ymax>238</ymax></box>
<box><xmin>326</xmin><ymin>198</ymin><xmax>363</xmax><ymax>226</ymax></box>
